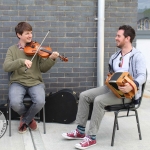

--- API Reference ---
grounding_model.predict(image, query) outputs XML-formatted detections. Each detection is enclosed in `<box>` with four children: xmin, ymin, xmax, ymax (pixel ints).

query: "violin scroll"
<box><xmin>59</xmin><ymin>55</ymin><xmax>68</xmax><ymax>62</ymax></box>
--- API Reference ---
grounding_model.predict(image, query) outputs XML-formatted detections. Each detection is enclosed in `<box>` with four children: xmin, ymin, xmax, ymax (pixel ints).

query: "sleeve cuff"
<box><xmin>133</xmin><ymin>80</ymin><xmax>139</xmax><ymax>89</ymax></box>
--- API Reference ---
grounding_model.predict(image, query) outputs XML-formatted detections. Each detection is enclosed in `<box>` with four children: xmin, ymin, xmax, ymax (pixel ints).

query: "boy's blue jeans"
<box><xmin>9</xmin><ymin>82</ymin><xmax>45</xmax><ymax>125</ymax></box>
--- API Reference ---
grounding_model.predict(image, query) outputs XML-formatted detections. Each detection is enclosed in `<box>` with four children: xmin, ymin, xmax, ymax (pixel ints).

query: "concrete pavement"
<box><xmin>0</xmin><ymin>80</ymin><xmax>150</xmax><ymax>150</ymax></box>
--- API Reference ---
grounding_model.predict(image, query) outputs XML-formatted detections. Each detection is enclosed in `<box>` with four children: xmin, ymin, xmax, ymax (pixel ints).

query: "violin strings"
<box><xmin>30</xmin><ymin>30</ymin><xmax>50</xmax><ymax>62</ymax></box>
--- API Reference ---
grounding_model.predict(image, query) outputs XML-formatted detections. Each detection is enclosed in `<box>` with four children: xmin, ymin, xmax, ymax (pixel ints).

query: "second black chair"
<box><xmin>105</xmin><ymin>79</ymin><xmax>147</xmax><ymax>146</ymax></box>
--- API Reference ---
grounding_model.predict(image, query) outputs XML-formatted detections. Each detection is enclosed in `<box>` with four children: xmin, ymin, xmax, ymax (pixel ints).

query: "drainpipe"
<box><xmin>95</xmin><ymin>0</ymin><xmax>105</xmax><ymax>87</ymax></box>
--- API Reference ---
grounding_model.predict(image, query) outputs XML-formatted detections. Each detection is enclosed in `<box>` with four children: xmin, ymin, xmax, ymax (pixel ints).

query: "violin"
<box><xmin>24</xmin><ymin>41</ymin><xmax>68</xmax><ymax>62</ymax></box>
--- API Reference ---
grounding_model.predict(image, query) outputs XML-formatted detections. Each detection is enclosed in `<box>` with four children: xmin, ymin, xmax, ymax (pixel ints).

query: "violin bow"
<box><xmin>25</xmin><ymin>30</ymin><xmax>50</xmax><ymax>73</ymax></box>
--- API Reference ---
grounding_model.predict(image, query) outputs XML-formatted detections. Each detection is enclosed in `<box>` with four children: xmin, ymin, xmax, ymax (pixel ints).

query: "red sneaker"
<box><xmin>75</xmin><ymin>136</ymin><xmax>96</xmax><ymax>149</ymax></box>
<box><xmin>29</xmin><ymin>119</ymin><xmax>38</xmax><ymax>131</ymax></box>
<box><xmin>18</xmin><ymin>122</ymin><xmax>28</xmax><ymax>134</ymax></box>
<box><xmin>62</xmin><ymin>129</ymin><xmax>85</xmax><ymax>139</ymax></box>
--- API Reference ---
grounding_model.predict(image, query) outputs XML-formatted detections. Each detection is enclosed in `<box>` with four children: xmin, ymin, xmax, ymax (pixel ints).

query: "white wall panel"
<box><xmin>136</xmin><ymin>39</ymin><xmax>150</xmax><ymax>80</ymax></box>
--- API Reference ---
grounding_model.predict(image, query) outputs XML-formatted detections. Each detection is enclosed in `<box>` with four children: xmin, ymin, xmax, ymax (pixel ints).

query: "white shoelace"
<box><xmin>80</xmin><ymin>136</ymin><xmax>92</xmax><ymax>145</ymax></box>
<box><xmin>69</xmin><ymin>130</ymin><xmax>77</xmax><ymax>136</ymax></box>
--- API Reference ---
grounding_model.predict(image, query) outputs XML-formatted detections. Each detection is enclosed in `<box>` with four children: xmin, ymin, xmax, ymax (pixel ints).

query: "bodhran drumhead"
<box><xmin>0</xmin><ymin>111</ymin><xmax>7</xmax><ymax>138</ymax></box>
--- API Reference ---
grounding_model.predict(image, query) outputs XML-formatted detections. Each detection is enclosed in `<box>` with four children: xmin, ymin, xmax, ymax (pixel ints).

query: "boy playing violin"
<box><xmin>3</xmin><ymin>22</ymin><xmax>59</xmax><ymax>133</ymax></box>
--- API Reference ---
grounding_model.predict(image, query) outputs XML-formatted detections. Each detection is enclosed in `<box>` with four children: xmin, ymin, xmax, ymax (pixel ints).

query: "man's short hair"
<box><xmin>118</xmin><ymin>25</ymin><xmax>136</xmax><ymax>43</ymax></box>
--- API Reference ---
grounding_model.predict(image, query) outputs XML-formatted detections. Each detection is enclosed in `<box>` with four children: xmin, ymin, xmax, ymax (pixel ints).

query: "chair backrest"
<box><xmin>8</xmin><ymin>72</ymin><xmax>12</xmax><ymax>82</ymax></box>
<box><xmin>137</xmin><ymin>79</ymin><xmax>146</xmax><ymax>108</ymax></box>
<box><xmin>135</xmin><ymin>70</ymin><xmax>147</xmax><ymax>109</ymax></box>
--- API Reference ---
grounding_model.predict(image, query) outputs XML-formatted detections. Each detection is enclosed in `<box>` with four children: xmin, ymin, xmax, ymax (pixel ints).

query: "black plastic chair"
<box><xmin>7</xmin><ymin>72</ymin><xmax>46</xmax><ymax>136</ymax></box>
<box><xmin>104</xmin><ymin>78</ymin><xmax>147</xmax><ymax>146</ymax></box>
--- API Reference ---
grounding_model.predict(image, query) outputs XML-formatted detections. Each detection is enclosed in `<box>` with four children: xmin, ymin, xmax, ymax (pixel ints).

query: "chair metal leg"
<box><xmin>135</xmin><ymin>110</ymin><xmax>142</xmax><ymax>140</ymax></box>
<box><xmin>111</xmin><ymin>111</ymin><xmax>119</xmax><ymax>146</ymax></box>
<box><xmin>116</xmin><ymin>118</ymin><xmax>119</xmax><ymax>130</ymax></box>
<box><xmin>6</xmin><ymin>102</ymin><xmax>9</xmax><ymax>126</ymax></box>
<box><xmin>43</xmin><ymin>105</ymin><xmax>46</xmax><ymax>134</ymax></box>
<box><xmin>9</xmin><ymin>106</ymin><xmax>11</xmax><ymax>136</ymax></box>
<box><xmin>114</xmin><ymin>112</ymin><xmax>119</xmax><ymax>130</ymax></box>
<box><xmin>37</xmin><ymin>112</ymin><xmax>40</xmax><ymax>123</ymax></box>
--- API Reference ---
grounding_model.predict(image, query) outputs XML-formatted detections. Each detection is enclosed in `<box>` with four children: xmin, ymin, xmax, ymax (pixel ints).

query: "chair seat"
<box><xmin>23</xmin><ymin>95</ymin><xmax>32</xmax><ymax>105</ymax></box>
<box><xmin>24</xmin><ymin>94</ymin><xmax>31</xmax><ymax>100</ymax></box>
<box><xmin>104</xmin><ymin>103</ymin><xmax>135</xmax><ymax>111</ymax></box>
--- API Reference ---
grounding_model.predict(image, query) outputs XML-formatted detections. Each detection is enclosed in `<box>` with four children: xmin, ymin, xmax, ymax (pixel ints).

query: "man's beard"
<box><xmin>116</xmin><ymin>43</ymin><xmax>124</xmax><ymax>49</ymax></box>
<box><xmin>117</xmin><ymin>45</ymin><xmax>122</xmax><ymax>48</ymax></box>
